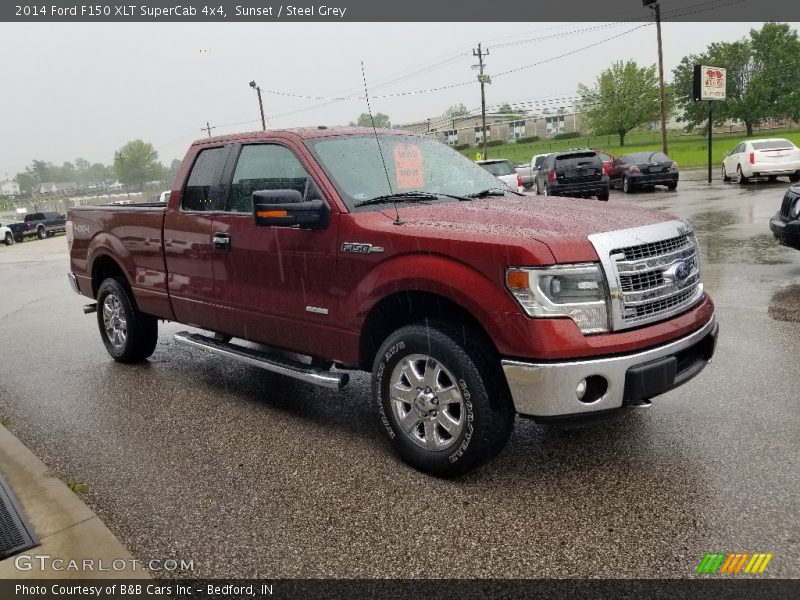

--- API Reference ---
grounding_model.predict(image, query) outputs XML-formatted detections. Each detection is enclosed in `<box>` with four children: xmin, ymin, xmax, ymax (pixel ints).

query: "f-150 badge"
<box><xmin>341</xmin><ymin>242</ymin><xmax>384</xmax><ymax>254</ymax></box>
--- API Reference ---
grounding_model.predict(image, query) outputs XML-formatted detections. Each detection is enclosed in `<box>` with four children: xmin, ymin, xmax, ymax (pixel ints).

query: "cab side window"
<box><xmin>182</xmin><ymin>147</ymin><xmax>226</xmax><ymax>211</ymax></box>
<box><xmin>228</xmin><ymin>145</ymin><xmax>309</xmax><ymax>213</ymax></box>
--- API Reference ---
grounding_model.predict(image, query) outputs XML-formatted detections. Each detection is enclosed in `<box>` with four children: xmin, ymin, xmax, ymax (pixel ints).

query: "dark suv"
<box><xmin>534</xmin><ymin>149</ymin><xmax>610</xmax><ymax>201</ymax></box>
<box><xmin>770</xmin><ymin>184</ymin><xmax>800</xmax><ymax>250</ymax></box>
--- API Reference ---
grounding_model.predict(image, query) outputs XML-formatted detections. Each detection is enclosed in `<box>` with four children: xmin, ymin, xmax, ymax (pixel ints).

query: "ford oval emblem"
<box><xmin>675</xmin><ymin>261</ymin><xmax>690</xmax><ymax>281</ymax></box>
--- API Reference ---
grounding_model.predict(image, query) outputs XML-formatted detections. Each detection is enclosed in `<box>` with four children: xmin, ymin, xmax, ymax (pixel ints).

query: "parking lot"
<box><xmin>0</xmin><ymin>179</ymin><xmax>798</xmax><ymax>578</ymax></box>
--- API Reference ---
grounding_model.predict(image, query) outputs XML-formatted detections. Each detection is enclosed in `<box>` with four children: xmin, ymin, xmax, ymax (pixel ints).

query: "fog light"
<box><xmin>576</xmin><ymin>379</ymin><xmax>587</xmax><ymax>400</ymax></box>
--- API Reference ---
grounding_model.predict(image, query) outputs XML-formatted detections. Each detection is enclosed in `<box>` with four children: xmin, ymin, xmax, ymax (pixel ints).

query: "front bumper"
<box><xmin>502</xmin><ymin>315</ymin><xmax>718</xmax><ymax>417</ymax></box>
<box><xmin>770</xmin><ymin>214</ymin><xmax>800</xmax><ymax>250</ymax></box>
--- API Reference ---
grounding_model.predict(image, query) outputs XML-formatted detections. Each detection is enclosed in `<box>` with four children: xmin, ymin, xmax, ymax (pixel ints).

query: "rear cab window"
<box><xmin>554</xmin><ymin>152</ymin><xmax>601</xmax><ymax>170</ymax></box>
<box><xmin>480</xmin><ymin>161</ymin><xmax>515</xmax><ymax>176</ymax></box>
<box><xmin>182</xmin><ymin>146</ymin><xmax>228</xmax><ymax>211</ymax></box>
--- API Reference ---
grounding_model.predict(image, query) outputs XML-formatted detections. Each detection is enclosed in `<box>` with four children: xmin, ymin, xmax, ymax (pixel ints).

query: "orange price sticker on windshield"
<box><xmin>394</xmin><ymin>144</ymin><xmax>424</xmax><ymax>189</ymax></box>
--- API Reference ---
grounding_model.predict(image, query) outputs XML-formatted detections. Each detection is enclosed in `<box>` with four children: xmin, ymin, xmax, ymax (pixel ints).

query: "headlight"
<box><xmin>791</xmin><ymin>197</ymin><xmax>800</xmax><ymax>219</ymax></box>
<box><xmin>506</xmin><ymin>264</ymin><xmax>609</xmax><ymax>334</ymax></box>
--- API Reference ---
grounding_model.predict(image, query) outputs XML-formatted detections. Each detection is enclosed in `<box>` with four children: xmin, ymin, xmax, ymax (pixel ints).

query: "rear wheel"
<box><xmin>37</xmin><ymin>226</ymin><xmax>46</xmax><ymax>240</ymax></box>
<box><xmin>96</xmin><ymin>278</ymin><xmax>158</xmax><ymax>363</ymax></box>
<box><xmin>372</xmin><ymin>322</ymin><xmax>515</xmax><ymax>477</ymax></box>
<box><xmin>667</xmin><ymin>182</ymin><xmax>678</xmax><ymax>191</ymax></box>
<box><xmin>790</xmin><ymin>173</ymin><xmax>799</xmax><ymax>183</ymax></box>
<box><xmin>3</xmin><ymin>233</ymin><xmax>12</xmax><ymax>246</ymax></box>
<box><xmin>736</xmin><ymin>165</ymin><xmax>749</xmax><ymax>185</ymax></box>
<box><xmin>622</xmin><ymin>176</ymin><xmax>634</xmax><ymax>193</ymax></box>
<box><xmin>598</xmin><ymin>188</ymin><xmax>609</xmax><ymax>201</ymax></box>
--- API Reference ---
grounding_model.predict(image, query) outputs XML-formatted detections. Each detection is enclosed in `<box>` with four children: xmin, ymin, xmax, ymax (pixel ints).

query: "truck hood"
<box><xmin>391</xmin><ymin>195</ymin><xmax>676</xmax><ymax>263</ymax></box>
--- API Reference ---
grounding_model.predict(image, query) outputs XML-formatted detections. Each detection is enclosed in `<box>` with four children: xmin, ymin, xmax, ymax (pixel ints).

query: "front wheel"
<box><xmin>37</xmin><ymin>227</ymin><xmax>46</xmax><ymax>240</ymax></box>
<box><xmin>96</xmin><ymin>278</ymin><xmax>158</xmax><ymax>363</ymax></box>
<box><xmin>372</xmin><ymin>322</ymin><xmax>515</xmax><ymax>477</ymax></box>
<box><xmin>3</xmin><ymin>233</ymin><xmax>12</xmax><ymax>246</ymax></box>
<box><xmin>789</xmin><ymin>173</ymin><xmax>800</xmax><ymax>183</ymax></box>
<box><xmin>722</xmin><ymin>164</ymin><xmax>731</xmax><ymax>182</ymax></box>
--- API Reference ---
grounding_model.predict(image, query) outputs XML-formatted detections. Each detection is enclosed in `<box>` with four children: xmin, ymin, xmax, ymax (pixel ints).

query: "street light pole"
<box><xmin>645</xmin><ymin>0</ymin><xmax>668</xmax><ymax>155</ymax></box>
<box><xmin>249</xmin><ymin>80</ymin><xmax>266</xmax><ymax>131</ymax></box>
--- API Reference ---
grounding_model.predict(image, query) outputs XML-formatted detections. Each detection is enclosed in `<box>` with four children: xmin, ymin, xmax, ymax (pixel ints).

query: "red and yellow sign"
<box><xmin>394</xmin><ymin>144</ymin><xmax>424</xmax><ymax>189</ymax></box>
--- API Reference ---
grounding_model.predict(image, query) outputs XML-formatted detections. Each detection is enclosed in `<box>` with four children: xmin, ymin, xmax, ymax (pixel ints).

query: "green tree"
<box><xmin>14</xmin><ymin>172</ymin><xmax>36</xmax><ymax>195</ymax></box>
<box><xmin>113</xmin><ymin>140</ymin><xmax>164</xmax><ymax>192</ymax></box>
<box><xmin>445</xmin><ymin>103</ymin><xmax>470</xmax><ymax>117</ymax></box>
<box><xmin>578</xmin><ymin>60</ymin><xmax>666</xmax><ymax>146</ymax></box>
<box><xmin>672</xmin><ymin>23</ymin><xmax>800</xmax><ymax>136</ymax></box>
<box><xmin>351</xmin><ymin>113</ymin><xmax>391</xmax><ymax>128</ymax></box>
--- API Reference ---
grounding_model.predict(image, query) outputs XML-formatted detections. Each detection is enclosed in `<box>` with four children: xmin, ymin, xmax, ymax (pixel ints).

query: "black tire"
<box><xmin>790</xmin><ymin>173</ymin><xmax>800</xmax><ymax>183</ymax></box>
<box><xmin>667</xmin><ymin>182</ymin><xmax>678</xmax><ymax>191</ymax></box>
<box><xmin>3</xmin><ymin>233</ymin><xmax>12</xmax><ymax>246</ymax></box>
<box><xmin>722</xmin><ymin>165</ymin><xmax>731</xmax><ymax>182</ymax></box>
<box><xmin>37</xmin><ymin>226</ymin><xmax>46</xmax><ymax>240</ymax></box>
<box><xmin>372</xmin><ymin>322</ymin><xmax>515</xmax><ymax>477</ymax></box>
<box><xmin>737</xmin><ymin>165</ymin><xmax>748</xmax><ymax>185</ymax></box>
<box><xmin>598</xmin><ymin>188</ymin><xmax>609</xmax><ymax>201</ymax></box>
<box><xmin>96</xmin><ymin>278</ymin><xmax>158</xmax><ymax>363</ymax></box>
<box><xmin>14</xmin><ymin>235</ymin><xmax>23</xmax><ymax>243</ymax></box>
<box><xmin>622</xmin><ymin>176</ymin><xmax>634</xmax><ymax>193</ymax></box>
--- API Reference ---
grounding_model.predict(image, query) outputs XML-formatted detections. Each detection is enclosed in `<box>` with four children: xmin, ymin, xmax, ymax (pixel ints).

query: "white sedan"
<box><xmin>722</xmin><ymin>138</ymin><xmax>800</xmax><ymax>184</ymax></box>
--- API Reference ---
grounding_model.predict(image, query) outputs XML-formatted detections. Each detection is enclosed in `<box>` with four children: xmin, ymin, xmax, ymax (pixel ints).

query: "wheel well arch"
<box><xmin>358</xmin><ymin>290</ymin><xmax>499</xmax><ymax>372</ymax></box>
<box><xmin>91</xmin><ymin>254</ymin><xmax>129</xmax><ymax>297</ymax></box>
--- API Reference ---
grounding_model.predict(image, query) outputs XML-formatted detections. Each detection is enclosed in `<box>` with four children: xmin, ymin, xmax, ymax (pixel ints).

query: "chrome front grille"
<box><xmin>588</xmin><ymin>220</ymin><xmax>705</xmax><ymax>331</ymax></box>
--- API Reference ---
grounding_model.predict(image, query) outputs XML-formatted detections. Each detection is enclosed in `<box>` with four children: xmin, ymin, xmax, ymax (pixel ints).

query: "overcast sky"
<box><xmin>0</xmin><ymin>20</ymin><xmax>793</xmax><ymax>178</ymax></box>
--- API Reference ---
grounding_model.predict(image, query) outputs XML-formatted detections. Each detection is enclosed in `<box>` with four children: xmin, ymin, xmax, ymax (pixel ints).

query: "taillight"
<box><xmin>547</xmin><ymin>171</ymin><xmax>557</xmax><ymax>181</ymax></box>
<box><xmin>749</xmin><ymin>152</ymin><xmax>755</xmax><ymax>164</ymax></box>
<box><xmin>517</xmin><ymin>174</ymin><xmax>523</xmax><ymax>188</ymax></box>
<box><xmin>671</xmin><ymin>161</ymin><xmax>678</xmax><ymax>170</ymax></box>
<box><xmin>629</xmin><ymin>165</ymin><xmax>641</xmax><ymax>173</ymax></box>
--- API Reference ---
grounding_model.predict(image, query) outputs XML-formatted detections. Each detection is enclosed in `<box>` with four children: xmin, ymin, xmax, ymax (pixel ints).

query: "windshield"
<box><xmin>479</xmin><ymin>161</ymin><xmax>515</xmax><ymax>176</ymax></box>
<box><xmin>304</xmin><ymin>134</ymin><xmax>512</xmax><ymax>211</ymax></box>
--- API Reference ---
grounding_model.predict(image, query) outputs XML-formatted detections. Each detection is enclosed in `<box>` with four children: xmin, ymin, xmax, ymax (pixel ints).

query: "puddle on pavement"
<box><xmin>688</xmin><ymin>209</ymin><xmax>791</xmax><ymax>265</ymax></box>
<box><xmin>769</xmin><ymin>284</ymin><xmax>800</xmax><ymax>323</ymax></box>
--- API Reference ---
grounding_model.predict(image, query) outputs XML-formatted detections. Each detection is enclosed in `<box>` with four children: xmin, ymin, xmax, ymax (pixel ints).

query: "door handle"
<box><xmin>212</xmin><ymin>232</ymin><xmax>231</xmax><ymax>252</ymax></box>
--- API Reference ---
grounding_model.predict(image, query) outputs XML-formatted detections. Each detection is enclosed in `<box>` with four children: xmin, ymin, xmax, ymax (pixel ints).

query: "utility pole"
<box><xmin>645</xmin><ymin>0</ymin><xmax>668</xmax><ymax>154</ymax></box>
<box><xmin>473</xmin><ymin>43</ymin><xmax>490</xmax><ymax>160</ymax></box>
<box><xmin>201</xmin><ymin>121</ymin><xmax>216</xmax><ymax>137</ymax></box>
<box><xmin>249</xmin><ymin>80</ymin><xmax>266</xmax><ymax>131</ymax></box>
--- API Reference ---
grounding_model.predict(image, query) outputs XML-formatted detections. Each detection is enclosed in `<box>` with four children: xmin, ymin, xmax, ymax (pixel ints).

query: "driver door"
<box><xmin>210</xmin><ymin>142</ymin><xmax>341</xmax><ymax>357</ymax></box>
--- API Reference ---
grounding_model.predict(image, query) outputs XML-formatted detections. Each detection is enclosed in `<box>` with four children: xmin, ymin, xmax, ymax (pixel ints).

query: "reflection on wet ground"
<box><xmin>769</xmin><ymin>284</ymin><xmax>800</xmax><ymax>323</ymax></box>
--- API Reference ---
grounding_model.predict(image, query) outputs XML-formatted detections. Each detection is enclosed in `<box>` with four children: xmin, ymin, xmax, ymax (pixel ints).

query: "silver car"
<box><xmin>476</xmin><ymin>159</ymin><xmax>523</xmax><ymax>192</ymax></box>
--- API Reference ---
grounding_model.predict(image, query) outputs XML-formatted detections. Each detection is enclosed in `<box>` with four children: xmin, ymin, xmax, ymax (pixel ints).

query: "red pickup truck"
<box><xmin>67</xmin><ymin>127</ymin><xmax>718</xmax><ymax>476</ymax></box>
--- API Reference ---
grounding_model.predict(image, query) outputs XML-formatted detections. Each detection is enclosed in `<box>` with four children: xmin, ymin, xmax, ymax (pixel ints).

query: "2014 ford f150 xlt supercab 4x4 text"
<box><xmin>67</xmin><ymin>127</ymin><xmax>718</xmax><ymax>476</ymax></box>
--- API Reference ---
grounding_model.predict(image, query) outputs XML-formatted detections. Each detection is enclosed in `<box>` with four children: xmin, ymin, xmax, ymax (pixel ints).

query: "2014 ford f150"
<box><xmin>67</xmin><ymin>127</ymin><xmax>718</xmax><ymax>476</ymax></box>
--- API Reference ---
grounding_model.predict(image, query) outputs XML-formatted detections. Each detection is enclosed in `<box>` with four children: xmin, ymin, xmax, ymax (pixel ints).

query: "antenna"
<box><xmin>361</xmin><ymin>61</ymin><xmax>402</xmax><ymax>226</ymax></box>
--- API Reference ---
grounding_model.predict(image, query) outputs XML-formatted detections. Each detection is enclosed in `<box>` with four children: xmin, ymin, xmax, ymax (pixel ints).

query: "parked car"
<box><xmin>1</xmin><ymin>222</ymin><xmax>12</xmax><ymax>246</ymax></box>
<box><xmin>722</xmin><ymin>138</ymin><xmax>800</xmax><ymax>184</ymax></box>
<box><xmin>477</xmin><ymin>159</ymin><xmax>524</xmax><ymax>192</ymax></box>
<box><xmin>609</xmin><ymin>151</ymin><xmax>679</xmax><ymax>193</ymax></box>
<box><xmin>770</xmin><ymin>184</ymin><xmax>800</xmax><ymax>250</ymax></box>
<box><xmin>534</xmin><ymin>149</ymin><xmax>609</xmax><ymax>200</ymax></box>
<box><xmin>67</xmin><ymin>127</ymin><xmax>717</xmax><ymax>477</ymax></box>
<box><xmin>592</xmin><ymin>149</ymin><xmax>615</xmax><ymax>175</ymax></box>
<box><xmin>159</xmin><ymin>191</ymin><xmax>171</xmax><ymax>203</ymax></box>
<box><xmin>515</xmin><ymin>163</ymin><xmax>534</xmax><ymax>190</ymax></box>
<box><xmin>7</xmin><ymin>211</ymin><xmax>67</xmax><ymax>242</ymax></box>
<box><xmin>530</xmin><ymin>153</ymin><xmax>552</xmax><ymax>194</ymax></box>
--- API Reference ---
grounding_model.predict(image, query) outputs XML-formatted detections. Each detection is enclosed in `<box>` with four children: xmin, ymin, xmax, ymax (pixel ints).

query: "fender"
<box><xmin>345</xmin><ymin>252</ymin><xmax>524</xmax><ymax>349</ymax></box>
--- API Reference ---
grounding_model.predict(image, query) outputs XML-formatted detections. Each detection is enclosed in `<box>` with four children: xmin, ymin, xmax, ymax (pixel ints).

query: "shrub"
<box><xmin>453</xmin><ymin>143</ymin><xmax>471</xmax><ymax>151</ymax></box>
<box><xmin>553</xmin><ymin>131</ymin><xmax>581</xmax><ymax>140</ymax></box>
<box><xmin>485</xmin><ymin>140</ymin><xmax>505</xmax><ymax>147</ymax></box>
<box><xmin>515</xmin><ymin>136</ymin><xmax>540</xmax><ymax>144</ymax></box>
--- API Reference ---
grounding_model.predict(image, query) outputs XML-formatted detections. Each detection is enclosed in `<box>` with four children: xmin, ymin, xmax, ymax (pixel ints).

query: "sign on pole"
<box><xmin>693</xmin><ymin>65</ymin><xmax>727</xmax><ymax>183</ymax></box>
<box><xmin>693</xmin><ymin>65</ymin><xmax>727</xmax><ymax>102</ymax></box>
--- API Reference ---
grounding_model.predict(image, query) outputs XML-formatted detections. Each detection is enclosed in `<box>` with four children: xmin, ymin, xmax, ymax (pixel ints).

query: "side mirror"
<box><xmin>252</xmin><ymin>189</ymin><xmax>329</xmax><ymax>230</ymax></box>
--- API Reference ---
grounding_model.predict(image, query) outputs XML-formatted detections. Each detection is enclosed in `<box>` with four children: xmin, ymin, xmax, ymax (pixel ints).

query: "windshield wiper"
<box><xmin>463</xmin><ymin>187</ymin><xmax>524</xmax><ymax>198</ymax></box>
<box><xmin>355</xmin><ymin>190</ymin><xmax>476</xmax><ymax>207</ymax></box>
<box><xmin>354</xmin><ymin>191</ymin><xmax>439</xmax><ymax>208</ymax></box>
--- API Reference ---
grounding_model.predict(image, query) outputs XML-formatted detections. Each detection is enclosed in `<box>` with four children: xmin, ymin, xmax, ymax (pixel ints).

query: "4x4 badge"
<box><xmin>341</xmin><ymin>242</ymin><xmax>384</xmax><ymax>254</ymax></box>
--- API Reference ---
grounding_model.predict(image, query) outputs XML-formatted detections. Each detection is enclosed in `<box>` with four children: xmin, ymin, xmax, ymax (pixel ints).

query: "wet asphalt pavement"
<box><xmin>0</xmin><ymin>178</ymin><xmax>798</xmax><ymax>579</ymax></box>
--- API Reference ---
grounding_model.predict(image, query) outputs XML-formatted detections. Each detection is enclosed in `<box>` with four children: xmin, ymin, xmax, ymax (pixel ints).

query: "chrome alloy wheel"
<box><xmin>102</xmin><ymin>293</ymin><xmax>128</xmax><ymax>349</ymax></box>
<box><xmin>389</xmin><ymin>354</ymin><xmax>465</xmax><ymax>451</ymax></box>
